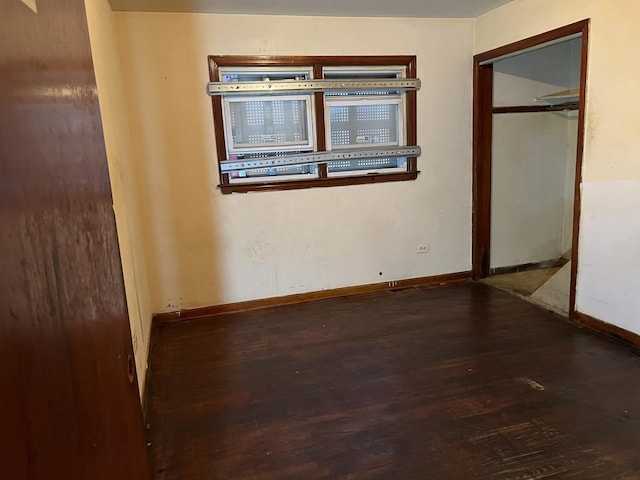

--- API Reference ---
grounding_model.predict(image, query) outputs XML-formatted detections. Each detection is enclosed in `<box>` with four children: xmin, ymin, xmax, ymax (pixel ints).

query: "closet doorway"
<box><xmin>472</xmin><ymin>20</ymin><xmax>589</xmax><ymax>318</ymax></box>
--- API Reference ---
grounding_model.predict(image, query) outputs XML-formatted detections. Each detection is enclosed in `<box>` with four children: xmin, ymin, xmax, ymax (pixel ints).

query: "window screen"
<box><xmin>224</xmin><ymin>96</ymin><xmax>313</xmax><ymax>153</ymax></box>
<box><xmin>326</xmin><ymin>98</ymin><xmax>403</xmax><ymax>149</ymax></box>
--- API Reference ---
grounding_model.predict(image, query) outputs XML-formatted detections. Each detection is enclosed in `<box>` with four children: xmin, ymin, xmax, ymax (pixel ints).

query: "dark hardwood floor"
<box><xmin>146</xmin><ymin>282</ymin><xmax>640</xmax><ymax>479</ymax></box>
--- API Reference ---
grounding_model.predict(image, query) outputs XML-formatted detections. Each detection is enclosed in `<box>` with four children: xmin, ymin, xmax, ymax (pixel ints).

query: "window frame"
<box><xmin>208</xmin><ymin>55</ymin><xmax>418</xmax><ymax>194</ymax></box>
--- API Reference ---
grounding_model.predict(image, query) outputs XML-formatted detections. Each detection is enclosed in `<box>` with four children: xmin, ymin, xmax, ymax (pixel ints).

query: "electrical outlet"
<box><xmin>416</xmin><ymin>243</ymin><xmax>430</xmax><ymax>254</ymax></box>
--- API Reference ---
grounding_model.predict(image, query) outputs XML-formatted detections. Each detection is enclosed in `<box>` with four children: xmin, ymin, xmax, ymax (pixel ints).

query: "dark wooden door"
<box><xmin>0</xmin><ymin>0</ymin><xmax>150</xmax><ymax>478</ymax></box>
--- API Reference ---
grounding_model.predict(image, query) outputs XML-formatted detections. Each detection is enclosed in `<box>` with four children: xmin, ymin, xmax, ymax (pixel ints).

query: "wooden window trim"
<box><xmin>208</xmin><ymin>55</ymin><xmax>419</xmax><ymax>194</ymax></box>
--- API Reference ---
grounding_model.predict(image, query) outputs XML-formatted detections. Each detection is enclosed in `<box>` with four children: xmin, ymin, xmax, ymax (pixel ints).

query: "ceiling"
<box><xmin>109</xmin><ymin>0</ymin><xmax>516</xmax><ymax>18</ymax></box>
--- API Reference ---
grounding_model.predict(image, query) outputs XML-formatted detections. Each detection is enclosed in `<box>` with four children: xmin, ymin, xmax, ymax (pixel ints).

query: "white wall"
<box><xmin>561</xmin><ymin>37</ymin><xmax>581</xmax><ymax>250</ymax></box>
<box><xmin>564</xmin><ymin>115</ymin><xmax>578</xmax><ymax>253</ymax></box>
<box><xmin>477</xmin><ymin>0</ymin><xmax>640</xmax><ymax>333</ymax></box>
<box><xmin>85</xmin><ymin>0</ymin><xmax>153</xmax><ymax>395</ymax></box>
<box><xmin>491</xmin><ymin>112</ymin><xmax>570</xmax><ymax>268</ymax></box>
<box><xmin>493</xmin><ymin>73</ymin><xmax>565</xmax><ymax>107</ymax></box>
<box><xmin>114</xmin><ymin>13</ymin><xmax>474</xmax><ymax>313</ymax></box>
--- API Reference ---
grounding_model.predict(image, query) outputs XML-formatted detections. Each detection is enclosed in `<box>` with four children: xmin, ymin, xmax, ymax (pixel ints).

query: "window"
<box><xmin>208</xmin><ymin>56</ymin><xmax>419</xmax><ymax>194</ymax></box>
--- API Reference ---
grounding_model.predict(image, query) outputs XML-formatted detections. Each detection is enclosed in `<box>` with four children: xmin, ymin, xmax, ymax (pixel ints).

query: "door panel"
<box><xmin>0</xmin><ymin>0</ymin><xmax>150</xmax><ymax>478</ymax></box>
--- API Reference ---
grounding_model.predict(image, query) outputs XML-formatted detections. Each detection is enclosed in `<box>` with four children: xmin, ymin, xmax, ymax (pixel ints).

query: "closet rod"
<box><xmin>493</xmin><ymin>103</ymin><xmax>579</xmax><ymax>114</ymax></box>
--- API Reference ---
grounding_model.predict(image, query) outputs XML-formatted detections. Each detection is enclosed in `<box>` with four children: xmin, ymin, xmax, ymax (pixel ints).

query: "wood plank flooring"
<box><xmin>146</xmin><ymin>282</ymin><xmax>640</xmax><ymax>479</ymax></box>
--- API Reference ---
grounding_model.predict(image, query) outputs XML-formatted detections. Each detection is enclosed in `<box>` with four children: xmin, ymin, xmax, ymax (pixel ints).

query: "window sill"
<box><xmin>219</xmin><ymin>171</ymin><xmax>419</xmax><ymax>194</ymax></box>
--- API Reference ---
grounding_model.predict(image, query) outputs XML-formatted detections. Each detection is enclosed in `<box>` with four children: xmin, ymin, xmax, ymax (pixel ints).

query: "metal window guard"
<box><xmin>207</xmin><ymin>78</ymin><xmax>420</xmax><ymax>96</ymax></box>
<box><xmin>220</xmin><ymin>146</ymin><xmax>421</xmax><ymax>172</ymax></box>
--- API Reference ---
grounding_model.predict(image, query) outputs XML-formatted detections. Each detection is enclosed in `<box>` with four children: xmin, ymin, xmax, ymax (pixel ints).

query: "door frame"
<box><xmin>472</xmin><ymin>19</ymin><xmax>590</xmax><ymax>319</ymax></box>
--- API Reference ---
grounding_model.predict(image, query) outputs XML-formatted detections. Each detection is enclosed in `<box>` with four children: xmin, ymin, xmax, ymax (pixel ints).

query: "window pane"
<box><xmin>327</xmin><ymin>101</ymin><xmax>400</xmax><ymax>149</ymax></box>
<box><xmin>226</xmin><ymin>97</ymin><xmax>311</xmax><ymax>152</ymax></box>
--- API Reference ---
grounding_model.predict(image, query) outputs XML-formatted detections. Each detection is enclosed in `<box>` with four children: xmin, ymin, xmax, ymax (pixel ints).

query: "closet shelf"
<box><xmin>534</xmin><ymin>87</ymin><xmax>580</xmax><ymax>105</ymax></box>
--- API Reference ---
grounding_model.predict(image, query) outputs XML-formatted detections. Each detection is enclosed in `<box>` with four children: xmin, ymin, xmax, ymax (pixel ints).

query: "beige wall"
<box><xmin>114</xmin><ymin>12</ymin><xmax>475</xmax><ymax>313</ymax></box>
<box><xmin>85</xmin><ymin>0</ymin><xmax>153</xmax><ymax>395</ymax></box>
<box><xmin>477</xmin><ymin>0</ymin><xmax>640</xmax><ymax>333</ymax></box>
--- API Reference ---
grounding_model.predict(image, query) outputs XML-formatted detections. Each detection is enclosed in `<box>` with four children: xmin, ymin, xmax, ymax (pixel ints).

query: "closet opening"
<box><xmin>472</xmin><ymin>20</ymin><xmax>589</xmax><ymax>318</ymax></box>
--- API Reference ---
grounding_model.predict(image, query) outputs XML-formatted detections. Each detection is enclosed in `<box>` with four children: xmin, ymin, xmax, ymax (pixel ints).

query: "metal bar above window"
<box><xmin>207</xmin><ymin>78</ymin><xmax>421</xmax><ymax>96</ymax></box>
<box><xmin>220</xmin><ymin>145</ymin><xmax>421</xmax><ymax>172</ymax></box>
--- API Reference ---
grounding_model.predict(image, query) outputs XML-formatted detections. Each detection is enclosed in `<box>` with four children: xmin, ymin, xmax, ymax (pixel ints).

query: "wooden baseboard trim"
<box><xmin>141</xmin><ymin>325</ymin><xmax>157</xmax><ymax>423</ymax></box>
<box><xmin>490</xmin><ymin>258</ymin><xmax>566</xmax><ymax>276</ymax></box>
<box><xmin>573</xmin><ymin>311</ymin><xmax>640</xmax><ymax>351</ymax></box>
<box><xmin>153</xmin><ymin>271</ymin><xmax>472</xmax><ymax>324</ymax></box>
